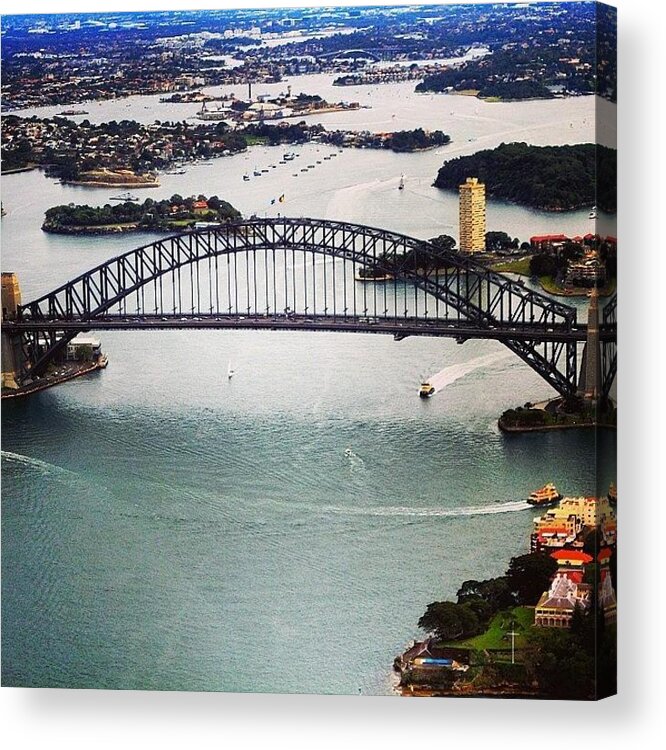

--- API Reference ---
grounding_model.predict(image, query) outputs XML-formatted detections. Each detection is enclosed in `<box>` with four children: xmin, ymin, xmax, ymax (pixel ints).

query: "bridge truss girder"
<box><xmin>12</xmin><ymin>218</ymin><xmax>584</xmax><ymax>396</ymax></box>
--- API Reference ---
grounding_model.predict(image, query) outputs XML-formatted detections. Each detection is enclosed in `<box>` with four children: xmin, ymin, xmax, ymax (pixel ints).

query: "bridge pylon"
<box><xmin>1</xmin><ymin>272</ymin><xmax>26</xmax><ymax>390</ymax></box>
<box><xmin>577</xmin><ymin>287</ymin><xmax>602</xmax><ymax>404</ymax></box>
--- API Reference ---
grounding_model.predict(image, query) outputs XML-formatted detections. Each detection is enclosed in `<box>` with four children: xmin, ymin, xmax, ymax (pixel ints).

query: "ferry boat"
<box><xmin>527</xmin><ymin>483</ymin><xmax>562</xmax><ymax>506</ymax></box>
<box><xmin>419</xmin><ymin>381</ymin><xmax>435</xmax><ymax>398</ymax></box>
<box><xmin>58</xmin><ymin>108</ymin><xmax>89</xmax><ymax>116</ymax></box>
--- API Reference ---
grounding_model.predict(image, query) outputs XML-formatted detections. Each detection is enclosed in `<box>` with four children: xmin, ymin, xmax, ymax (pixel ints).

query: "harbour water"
<box><xmin>1</xmin><ymin>85</ymin><xmax>615</xmax><ymax>693</ymax></box>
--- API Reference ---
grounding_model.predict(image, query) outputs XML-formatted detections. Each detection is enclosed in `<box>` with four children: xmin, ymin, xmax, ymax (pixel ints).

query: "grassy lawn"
<box><xmin>490</xmin><ymin>256</ymin><xmax>533</xmax><ymax>276</ymax></box>
<box><xmin>443</xmin><ymin>607</ymin><xmax>535</xmax><ymax>651</ymax></box>
<box><xmin>538</xmin><ymin>275</ymin><xmax>562</xmax><ymax>294</ymax></box>
<box><xmin>244</xmin><ymin>135</ymin><xmax>269</xmax><ymax>146</ymax></box>
<box><xmin>538</xmin><ymin>275</ymin><xmax>617</xmax><ymax>297</ymax></box>
<box><xmin>166</xmin><ymin>219</ymin><xmax>195</xmax><ymax>228</ymax></box>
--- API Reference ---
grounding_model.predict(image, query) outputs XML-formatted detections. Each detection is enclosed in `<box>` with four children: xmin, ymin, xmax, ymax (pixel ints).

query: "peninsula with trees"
<box><xmin>2</xmin><ymin>115</ymin><xmax>451</xmax><ymax>182</ymax></box>
<box><xmin>434</xmin><ymin>142</ymin><xmax>617</xmax><ymax>213</ymax></box>
<box><xmin>395</xmin><ymin>490</ymin><xmax>617</xmax><ymax>699</ymax></box>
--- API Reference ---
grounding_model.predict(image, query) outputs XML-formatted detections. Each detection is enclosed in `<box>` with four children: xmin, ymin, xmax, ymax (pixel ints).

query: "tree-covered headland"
<box><xmin>434</xmin><ymin>142</ymin><xmax>617</xmax><ymax>213</ymax></box>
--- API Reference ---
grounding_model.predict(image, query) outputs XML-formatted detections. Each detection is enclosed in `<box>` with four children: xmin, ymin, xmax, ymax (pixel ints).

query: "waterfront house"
<box><xmin>565</xmin><ymin>251</ymin><xmax>606</xmax><ymax>288</ymax></box>
<box><xmin>534</xmin><ymin>550</ymin><xmax>593</xmax><ymax>628</ymax></box>
<box><xmin>531</xmin><ymin>496</ymin><xmax>616</xmax><ymax>552</ymax></box>
<box><xmin>529</xmin><ymin>233</ymin><xmax>569</xmax><ymax>252</ymax></box>
<box><xmin>66</xmin><ymin>333</ymin><xmax>102</xmax><ymax>362</ymax></box>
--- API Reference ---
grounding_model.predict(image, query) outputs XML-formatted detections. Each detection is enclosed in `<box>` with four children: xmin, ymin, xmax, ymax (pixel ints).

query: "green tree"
<box><xmin>525</xmin><ymin>627</ymin><xmax>595</xmax><ymax>699</ymax></box>
<box><xmin>457</xmin><ymin>576</ymin><xmax>514</xmax><ymax>611</ymax></box>
<box><xmin>418</xmin><ymin>601</ymin><xmax>480</xmax><ymax>641</ymax></box>
<box><xmin>485</xmin><ymin>231</ymin><xmax>513</xmax><ymax>253</ymax></box>
<box><xmin>429</xmin><ymin>234</ymin><xmax>456</xmax><ymax>254</ymax></box>
<box><xmin>505</xmin><ymin>552</ymin><xmax>557</xmax><ymax>605</ymax></box>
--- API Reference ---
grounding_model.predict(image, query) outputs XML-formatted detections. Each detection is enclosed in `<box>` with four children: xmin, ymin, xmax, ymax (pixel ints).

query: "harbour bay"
<box><xmin>1</xmin><ymin>83</ymin><xmax>616</xmax><ymax>693</ymax></box>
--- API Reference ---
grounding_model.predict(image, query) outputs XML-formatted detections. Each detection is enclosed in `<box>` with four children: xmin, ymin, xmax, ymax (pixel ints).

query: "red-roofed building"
<box><xmin>550</xmin><ymin>549</ymin><xmax>593</xmax><ymax>565</ymax></box>
<box><xmin>529</xmin><ymin>234</ymin><xmax>569</xmax><ymax>251</ymax></box>
<box><xmin>192</xmin><ymin>200</ymin><xmax>209</xmax><ymax>214</ymax></box>
<box><xmin>535</xmin><ymin>573</ymin><xmax>592</xmax><ymax>627</ymax></box>
<box><xmin>531</xmin><ymin>525</ymin><xmax>578</xmax><ymax>552</ymax></box>
<box><xmin>534</xmin><ymin>549</ymin><xmax>594</xmax><ymax>627</ymax></box>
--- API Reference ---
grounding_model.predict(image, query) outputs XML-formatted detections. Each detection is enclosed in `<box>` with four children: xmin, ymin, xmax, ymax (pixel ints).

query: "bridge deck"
<box><xmin>3</xmin><ymin>313</ymin><xmax>610</xmax><ymax>343</ymax></box>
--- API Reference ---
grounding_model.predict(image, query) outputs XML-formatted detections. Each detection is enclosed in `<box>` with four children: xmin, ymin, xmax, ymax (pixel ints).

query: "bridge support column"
<box><xmin>1</xmin><ymin>272</ymin><xmax>25</xmax><ymax>390</ymax></box>
<box><xmin>577</xmin><ymin>288</ymin><xmax>601</xmax><ymax>404</ymax></box>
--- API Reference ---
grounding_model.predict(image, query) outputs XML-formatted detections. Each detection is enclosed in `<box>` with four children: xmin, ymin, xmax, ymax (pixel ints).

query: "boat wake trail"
<box><xmin>326</xmin><ymin>499</ymin><xmax>531</xmax><ymax>518</ymax></box>
<box><xmin>427</xmin><ymin>352</ymin><xmax>513</xmax><ymax>394</ymax></box>
<box><xmin>1</xmin><ymin>450</ymin><xmax>77</xmax><ymax>479</ymax></box>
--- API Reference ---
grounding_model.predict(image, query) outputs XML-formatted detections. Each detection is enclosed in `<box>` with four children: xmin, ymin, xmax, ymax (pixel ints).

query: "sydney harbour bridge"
<box><xmin>1</xmin><ymin>217</ymin><xmax>617</xmax><ymax>400</ymax></box>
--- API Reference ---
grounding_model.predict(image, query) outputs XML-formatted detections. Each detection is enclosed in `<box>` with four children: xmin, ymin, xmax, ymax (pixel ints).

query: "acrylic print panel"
<box><xmin>1</xmin><ymin>1</ymin><xmax>616</xmax><ymax>699</ymax></box>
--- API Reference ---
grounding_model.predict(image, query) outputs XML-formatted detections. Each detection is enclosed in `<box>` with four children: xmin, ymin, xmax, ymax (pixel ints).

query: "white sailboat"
<box><xmin>588</xmin><ymin>205</ymin><xmax>597</xmax><ymax>220</ymax></box>
<box><xmin>227</xmin><ymin>361</ymin><xmax>235</xmax><ymax>379</ymax></box>
<box><xmin>398</xmin><ymin>174</ymin><xmax>405</xmax><ymax>191</ymax></box>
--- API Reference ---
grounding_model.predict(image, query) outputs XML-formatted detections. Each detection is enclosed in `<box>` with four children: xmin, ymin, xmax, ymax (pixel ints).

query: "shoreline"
<box><xmin>1</xmin><ymin>164</ymin><xmax>38</xmax><ymax>175</ymax></box>
<box><xmin>1</xmin><ymin>357</ymin><xmax>108</xmax><ymax>401</ymax></box>
<box><xmin>498</xmin><ymin>419</ymin><xmax>617</xmax><ymax>434</ymax></box>
<box><xmin>537</xmin><ymin>277</ymin><xmax>616</xmax><ymax>298</ymax></box>
<box><xmin>62</xmin><ymin>179</ymin><xmax>160</xmax><ymax>188</ymax></box>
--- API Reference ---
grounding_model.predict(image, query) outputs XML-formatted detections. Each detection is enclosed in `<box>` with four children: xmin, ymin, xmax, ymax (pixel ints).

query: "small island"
<box><xmin>63</xmin><ymin>168</ymin><xmax>160</xmax><ymax>189</ymax></box>
<box><xmin>42</xmin><ymin>194</ymin><xmax>240</xmax><ymax>235</ymax></box>
<box><xmin>434</xmin><ymin>142</ymin><xmax>617</xmax><ymax>213</ymax></box>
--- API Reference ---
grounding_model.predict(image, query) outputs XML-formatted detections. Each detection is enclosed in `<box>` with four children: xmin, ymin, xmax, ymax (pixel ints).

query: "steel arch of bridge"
<box><xmin>10</xmin><ymin>217</ymin><xmax>600</xmax><ymax>396</ymax></box>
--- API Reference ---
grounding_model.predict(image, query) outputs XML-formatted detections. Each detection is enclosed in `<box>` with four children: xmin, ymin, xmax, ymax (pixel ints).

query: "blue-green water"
<box><xmin>1</xmin><ymin>89</ymin><xmax>615</xmax><ymax>694</ymax></box>
<box><xmin>1</xmin><ymin>330</ymin><xmax>616</xmax><ymax>693</ymax></box>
